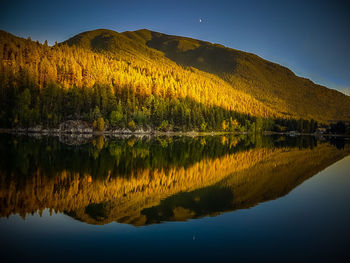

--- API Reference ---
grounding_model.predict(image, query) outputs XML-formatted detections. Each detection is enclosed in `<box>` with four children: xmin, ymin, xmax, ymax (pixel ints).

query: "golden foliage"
<box><xmin>0</xmin><ymin>30</ymin><xmax>277</xmax><ymax>119</ymax></box>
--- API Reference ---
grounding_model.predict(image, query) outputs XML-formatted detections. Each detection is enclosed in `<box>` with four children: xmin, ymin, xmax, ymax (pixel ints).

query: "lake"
<box><xmin>0</xmin><ymin>134</ymin><xmax>349</xmax><ymax>262</ymax></box>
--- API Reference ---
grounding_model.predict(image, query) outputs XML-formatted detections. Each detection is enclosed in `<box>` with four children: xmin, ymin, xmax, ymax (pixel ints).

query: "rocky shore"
<box><xmin>1</xmin><ymin>120</ymin><xmax>349</xmax><ymax>139</ymax></box>
<box><xmin>0</xmin><ymin>120</ymin><xmax>154</xmax><ymax>135</ymax></box>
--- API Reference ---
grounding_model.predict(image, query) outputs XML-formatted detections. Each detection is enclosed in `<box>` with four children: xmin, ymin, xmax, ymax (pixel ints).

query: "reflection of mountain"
<box><xmin>0</xmin><ymin>136</ymin><xmax>349</xmax><ymax>226</ymax></box>
<box><xmin>143</xmin><ymin>144</ymin><xmax>349</xmax><ymax>224</ymax></box>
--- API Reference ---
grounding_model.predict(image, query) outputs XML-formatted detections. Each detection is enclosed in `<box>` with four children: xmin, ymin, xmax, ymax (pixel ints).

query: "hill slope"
<box><xmin>0</xmin><ymin>29</ymin><xmax>276</xmax><ymax>130</ymax></box>
<box><xmin>130</xmin><ymin>29</ymin><xmax>350</xmax><ymax>122</ymax></box>
<box><xmin>0</xmin><ymin>28</ymin><xmax>349</xmax><ymax>130</ymax></box>
<box><xmin>64</xmin><ymin>28</ymin><xmax>350</xmax><ymax>122</ymax></box>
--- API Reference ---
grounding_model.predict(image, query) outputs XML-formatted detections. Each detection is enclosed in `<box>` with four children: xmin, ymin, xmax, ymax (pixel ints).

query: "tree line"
<box><xmin>0</xmin><ymin>30</ymin><xmax>334</xmax><ymax>133</ymax></box>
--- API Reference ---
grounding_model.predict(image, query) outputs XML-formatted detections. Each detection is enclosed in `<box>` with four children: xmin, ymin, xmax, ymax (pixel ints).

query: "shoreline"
<box><xmin>0</xmin><ymin>128</ymin><xmax>239</xmax><ymax>137</ymax></box>
<box><xmin>0</xmin><ymin>128</ymin><xmax>349</xmax><ymax>138</ymax></box>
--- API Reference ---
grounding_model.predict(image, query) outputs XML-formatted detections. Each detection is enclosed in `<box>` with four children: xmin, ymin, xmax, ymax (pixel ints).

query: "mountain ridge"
<box><xmin>69</xmin><ymin>27</ymin><xmax>340</xmax><ymax>93</ymax></box>
<box><xmin>63</xmin><ymin>28</ymin><xmax>350</xmax><ymax>122</ymax></box>
<box><xmin>1</xmin><ymin>28</ymin><xmax>349</xmax><ymax>131</ymax></box>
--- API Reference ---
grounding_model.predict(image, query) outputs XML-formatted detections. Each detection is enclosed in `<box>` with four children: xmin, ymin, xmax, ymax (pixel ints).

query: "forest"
<box><xmin>1</xmin><ymin>29</ymin><xmax>349</xmax><ymax>133</ymax></box>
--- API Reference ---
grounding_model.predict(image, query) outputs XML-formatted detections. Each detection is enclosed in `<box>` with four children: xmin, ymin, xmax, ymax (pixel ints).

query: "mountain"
<box><xmin>140</xmin><ymin>30</ymin><xmax>350</xmax><ymax>121</ymax></box>
<box><xmin>0</xmin><ymin>28</ymin><xmax>349</xmax><ymax>131</ymax></box>
<box><xmin>65</xmin><ymin>28</ymin><xmax>350</xmax><ymax>122</ymax></box>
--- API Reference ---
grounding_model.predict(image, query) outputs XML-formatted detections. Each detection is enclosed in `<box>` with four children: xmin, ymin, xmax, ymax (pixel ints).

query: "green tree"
<box><xmin>110</xmin><ymin>110</ymin><xmax>123</xmax><ymax>128</ymax></box>
<box><xmin>41</xmin><ymin>82</ymin><xmax>62</xmax><ymax>126</ymax></box>
<box><xmin>17</xmin><ymin>88</ymin><xmax>32</xmax><ymax>127</ymax></box>
<box><xmin>158</xmin><ymin>120</ymin><xmax>169</xmax><ymax>131</ymax></box>
<box><xmin>96</xmin><ymin>117</ymin><xmax>105</xmax><ymax>131</ymax></box>
<box><xmin>200</xmin><ymin>121</ymin><xmax>207</xmax><ymax>131</ymax></box>
<box><xmin>91</xmin><ymin>106</ymin><xmax>102</xmax><ymax>121</ymax></box>
<box><xmin>221</xmin><ymin>120</ymin><xmax>228</xmax><ymax>131</ymax></box>
<box><xmin>128</xmin><ymin>120</ymin><xmax>136</xmax><ymax>130</ymax></box>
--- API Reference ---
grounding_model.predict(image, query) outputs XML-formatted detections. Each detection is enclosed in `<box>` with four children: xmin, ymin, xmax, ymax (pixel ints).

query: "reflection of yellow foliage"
<box><xmin>92</xmin><ymin>136</ymin><xmax>105</xmax><ymax>150</ymax></box>
<box><xmin>96</xmin><ymin>136</ymin><xmax>104</xmax><ymax>150</ymax></box>
<box><xmin>93</xmin><ymin>151</ymin><xmax>99</xmax><ymax>160</ymax></box>
<box><xmin>109</xmin><ymin>145</ymin><xmax>122</xmax><ymax>157</ymax></box>
<box><xmin>172</xmin><ymin>207</ymin><xmax>195</xmax><ymax>221</ymax></box>
<box><xmin>157</xmin><ymin>138</ymin><xmax>168</xmax><ymax>148</ymax></box>
<box><xmin>229</xmin><ymin>138</ymin><xmax>239</xmax><ymax>148</ymax></box>
<box><xmin>1</xmin><ymin>147</ymin><xmax>275</xmax><ymax>223</ymax></box>
<box><xmin>127</xmin><ymin>138</ymin><xmax>135</xmax><ymax>147</ymax></box>
<box><xmin>221</xmin><ymin>136</ymin><xmax>227</xmax><ymax>145</ymax></box>
<box><xmin>0</xmin><ymin>143</ymin><xmax>348</xmax><ymax>226</ymax></box>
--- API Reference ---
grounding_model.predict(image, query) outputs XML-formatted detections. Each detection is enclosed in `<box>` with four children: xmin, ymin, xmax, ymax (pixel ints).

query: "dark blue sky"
<box><xmin>1</xmin><ymin>0</ymin><xmax>349</xmax><ymax>94</ymax></box>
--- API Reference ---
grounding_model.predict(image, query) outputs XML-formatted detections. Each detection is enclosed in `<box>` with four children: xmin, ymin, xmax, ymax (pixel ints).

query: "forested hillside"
<box><xmin>138</xmin><ymin>29</ymin><xmax>350</xmax><ymax>122</ymax></box>
<box><xmin>0</xmin><ymin>28</ymin><xmax>349</xmax><ymax>131</ymax></box>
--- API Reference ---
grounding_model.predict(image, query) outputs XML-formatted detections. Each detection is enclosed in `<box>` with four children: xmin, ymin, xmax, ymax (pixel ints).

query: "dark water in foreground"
<box><xmin>0</xmin><ymin>134</ymin><xmax>349</xmax><ymax>262</ymax></box>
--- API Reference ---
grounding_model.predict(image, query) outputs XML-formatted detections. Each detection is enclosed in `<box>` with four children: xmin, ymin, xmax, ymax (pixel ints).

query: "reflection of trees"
<box><xmin>1</xmin><ymin>147</ymin><xmax>274</xmax><ymax>223</ymax></box>
<box><xmin>0</xmin><ymin>134</ymin><xmax>257</xmax><ymax>179</ymax></box>
<box><xmin>0</xmin><ymin>134</ymin><xmax>321</xmax><ymax>179</ymax></box>
<box><xmin>143</xmin><ymin>143</ymin><xmax>350</xmax><ymax>224</ymax></box>
<box><xmin>0</xmin><ymin>135</ymin><xmax>348</xmax><ymax>226</ymax></box>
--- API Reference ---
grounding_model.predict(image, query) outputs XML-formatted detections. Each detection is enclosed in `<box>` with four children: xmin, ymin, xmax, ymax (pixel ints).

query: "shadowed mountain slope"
<box><xmin>64</xmin><ymin>28</ymin><xmax>350</xmax><ymax>122</ymax></box>
<box><xmin>133</xmin><ymin>29</ymin><xmax>350</xmax><ymax>122</ymax></box>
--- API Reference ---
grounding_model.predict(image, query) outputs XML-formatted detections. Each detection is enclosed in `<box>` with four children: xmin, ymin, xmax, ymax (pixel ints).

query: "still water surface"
<box><xmin>0</xmin><ymin>134</ymin><xmax>349</xmax><ymax>262</ymax></box>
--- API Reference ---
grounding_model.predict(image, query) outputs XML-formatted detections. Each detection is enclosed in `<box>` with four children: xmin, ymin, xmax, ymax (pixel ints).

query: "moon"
<box><xmin>199</xmin><ymin>18</ymin><xmax>202</xmax><ymax>23</ymax></box>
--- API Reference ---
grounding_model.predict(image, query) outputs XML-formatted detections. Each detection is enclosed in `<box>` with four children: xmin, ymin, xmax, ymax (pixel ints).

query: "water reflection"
<box><xmin>0</xmin><ymin>134</ymin><xmax>349</xmax><ymax>226</ymax></box>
